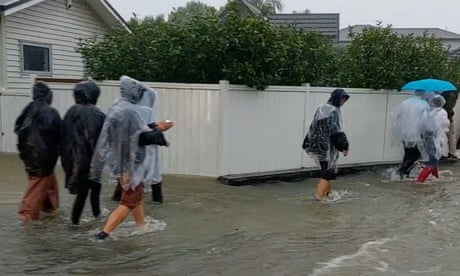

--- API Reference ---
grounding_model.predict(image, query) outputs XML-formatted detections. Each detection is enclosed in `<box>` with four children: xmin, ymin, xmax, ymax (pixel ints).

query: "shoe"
<box><xmin>151</xmin><ymin>183</ymin><xmax>163</xmax><ymax>203</ymax></box>
<box><xmin>448</xmin><ymin>153</ymin><xmax>459</xmax><ymax>160</ymax></box>
<box><xmin>95</xmin><ymin>231</ymin><xmax>109</xmax><ymax>240</ymax></box>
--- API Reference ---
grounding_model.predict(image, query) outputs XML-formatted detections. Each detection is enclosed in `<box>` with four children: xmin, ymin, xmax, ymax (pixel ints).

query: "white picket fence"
<box><xmin>0</xmin><ymin>79</ymin><xmax>420</xmax><ymax>177</ymax></box>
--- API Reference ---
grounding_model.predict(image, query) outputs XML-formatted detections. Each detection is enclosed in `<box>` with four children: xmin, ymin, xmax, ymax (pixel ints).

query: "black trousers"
<box><xmin>399</xmin><ymin>146</ymin><xmax>421</xmax><ymax>176</ymax></box>
<box><xmin>72</xmin><ymin>179</ymin><xmax>101</xmax><ymax>225</ymax></box>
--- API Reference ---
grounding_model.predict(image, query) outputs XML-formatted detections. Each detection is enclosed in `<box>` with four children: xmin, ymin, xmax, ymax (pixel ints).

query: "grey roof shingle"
<box><xmin>269</xmin><ymin>13</ymin><xmax>340</xmax><ymax>41</ymax></box>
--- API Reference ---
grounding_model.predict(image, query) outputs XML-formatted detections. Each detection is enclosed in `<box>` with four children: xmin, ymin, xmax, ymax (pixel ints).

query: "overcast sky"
<box><xmin>108</xmin><ymin>0</ymin><xmax>460</xmax><ymax>33</ymax></box>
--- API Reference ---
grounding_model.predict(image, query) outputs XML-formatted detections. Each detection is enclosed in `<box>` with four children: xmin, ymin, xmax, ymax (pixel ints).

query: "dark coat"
<box><xmin>440</xmin><ymin>90</ymin><xmax>458</xmax><ymax>122</ymax></box>
<box><xmin>14</xmin><ymin>82</ymin><xmax>62</xmax><ymax>177</ymax></box>
<box><xmin>60</xmin><ymin>81</ymin><xmax>105</xmax><ymax>194</ymax></box>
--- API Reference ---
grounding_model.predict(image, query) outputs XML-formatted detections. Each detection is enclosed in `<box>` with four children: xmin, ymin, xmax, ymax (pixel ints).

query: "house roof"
<box><xmin>219</xmin><ymin>0</ymin><xmax>339</xmax><ymax>41</ymax></box>
<box><xmin>339</xmin><ymin>24</ymin><xmax>460</xmax><ymax>42</ymax></box>
<box><xmin>269</xmin><ymin>13</ymin><xmax>340</xmax><ymax>41</ymax></box>
<box><xmin>0</xmin><ymin>0</ymin><xmax>129</xmax><ymax>31</ymax></box>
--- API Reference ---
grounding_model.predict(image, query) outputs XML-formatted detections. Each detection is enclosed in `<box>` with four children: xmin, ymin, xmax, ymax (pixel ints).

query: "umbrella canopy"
<box><xmin>401</xmin><ymin>78</ymin><xmax>456</xmax><ymax>92</ymax></box>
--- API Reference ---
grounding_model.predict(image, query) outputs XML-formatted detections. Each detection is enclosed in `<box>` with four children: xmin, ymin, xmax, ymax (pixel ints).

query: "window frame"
<box><xmin>20</xmin><ymin>41</ymin><xmax>52</xmax><ymax>75</ymax></box>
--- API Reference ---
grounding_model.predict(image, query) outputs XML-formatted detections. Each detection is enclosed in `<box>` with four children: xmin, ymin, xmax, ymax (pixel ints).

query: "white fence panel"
<box><xmin>148</xmin><ymin>83</ymin><xmax>221</xmax><ymax>177</ymax></box>
<box><xmin>220</xmin><ymin>85</ymin><xmax>307</xmax><ymax>175</ymax></box>
<box><xmin>0</xmin><ymin>94</ymin><xmax>30</xmax><ymax>152</ymax></box>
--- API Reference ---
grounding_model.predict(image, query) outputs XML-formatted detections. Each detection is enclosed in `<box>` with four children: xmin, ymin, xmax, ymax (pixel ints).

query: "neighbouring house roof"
<box><xmin>0</xmin><ymin>0</ymin><xmax>129</xmax><ymax>31</ymax></box>
<box><xmin>450</xmin><ymin>47</ymin><xmax>460</xmax><ymax>58</ymax></box>
<box><xmin>220</xmin><ymin>0</ymin><xmax>339</xmax><ymax>41</ymax></box>
<box><xmin>339</xmin><ymin>24</ymin><xmax>460</xmax><ymax>42</ymax></box>
<box><xmin>269</xmin><ymin>13</ymin><xmax>340</xmax><ymax>41</ymax></box>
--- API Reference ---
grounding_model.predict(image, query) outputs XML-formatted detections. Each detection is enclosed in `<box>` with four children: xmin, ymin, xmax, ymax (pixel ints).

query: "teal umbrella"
<box><xmin>401</xmin><ymin>78</ymin><xmax>456</xmax><ymax>92</ymax></box>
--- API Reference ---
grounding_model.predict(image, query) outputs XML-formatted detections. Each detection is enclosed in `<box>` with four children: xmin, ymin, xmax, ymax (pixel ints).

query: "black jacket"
<box><xmin>15</xmin><ymin>82</ymin><xmax>62</xmax><ymax>177</ymax></box>
<box><xmin>60</xmin><ymin>81</ymin><xmax>105</xmax><ymax>194</ymax></box>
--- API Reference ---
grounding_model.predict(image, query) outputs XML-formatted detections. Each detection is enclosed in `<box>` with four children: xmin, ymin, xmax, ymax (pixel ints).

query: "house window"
<box><xmin>21</xmin><ymin>42</ymin><xmax>51</xmax><ymax>74</ymax></box>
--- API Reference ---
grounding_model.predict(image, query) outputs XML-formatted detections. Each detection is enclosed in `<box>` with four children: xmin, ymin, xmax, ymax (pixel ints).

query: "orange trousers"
<box><xmin>18</xmin><ymin>173</ymin><xmax>59</xmax><ymax>221</ymax></box>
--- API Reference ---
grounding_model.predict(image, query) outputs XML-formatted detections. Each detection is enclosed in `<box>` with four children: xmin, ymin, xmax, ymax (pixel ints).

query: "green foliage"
<box><xmin>338</xmin><ymin>25</ymin><xmax>453</xmax><ymax>89</ymax></box>
<box><xmin>77</xmin><ymin>1</ymin><xmax>460</xmax><ymax>91</ymax></box>
<box><xmin>168</xmin><ymin>1</ymin><xmax>218</xmax><ymax>26</ymax></box>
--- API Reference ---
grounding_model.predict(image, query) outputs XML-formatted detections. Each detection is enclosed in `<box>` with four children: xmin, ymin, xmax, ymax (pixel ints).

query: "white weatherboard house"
<box><xmin>0</xmin><ymin>0</ymin><xmax>127</xmax><ymax>150</ymax></box>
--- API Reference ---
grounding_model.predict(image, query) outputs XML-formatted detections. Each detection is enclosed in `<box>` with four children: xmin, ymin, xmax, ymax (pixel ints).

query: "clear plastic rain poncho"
<box><xmin>90</xmin><ymin>76</ymin><xmax>152</xmax><ymax>190</ymax></box>
<box><xmin>391</xmin><ymin>91</ymin><xmax>436</xmax><ymax>159</ymax></box>
<box><xmin>134</xmin><ymin>87</ymin><xmax>162</xmax><ymax>185</ymax></box>
<box><xmin>428</xmin><ymin>95</ymin><xmax>450</xmax><ymax>159</ymax></box>
<box><xmin>304</xmin><ymin>89</ymin><xmax>349</xmax><ymax>171</ymax></box>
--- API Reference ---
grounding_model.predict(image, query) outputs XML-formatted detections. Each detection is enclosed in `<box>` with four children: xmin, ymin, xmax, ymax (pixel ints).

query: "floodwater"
<box><xmin>1</xmin><ymin>153</ymin><xmax>460</xmax><ymax>275</ymax></box>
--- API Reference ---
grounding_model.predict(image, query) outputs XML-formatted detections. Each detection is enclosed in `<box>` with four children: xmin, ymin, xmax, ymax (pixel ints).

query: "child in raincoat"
<box><xmin>90</xmin><ymin>76</ymin><xmax>173</xmax><ymax>240</ymax></box>
<box><xmin>111</xmin><ymin>88</ymin><xmax>165</xmax><ymax>204</ymax></box>
<box><xmin>417</xmin><ymin>95</ymin><xmax>450</xmax><ymax>182</ymax></box>
<box><xmin>15</xmin><ymin>82</ymin><xmax>61</xmax><ymax>221</ymax></box>
<box><xmin>60</xmin><ymin>81</ymin><xmax>106</xmax><ymax>224</ymax></box>
<box><xmin>303</xmin><ymin>89</ymin><xmax>350</xmax><ymax>201</ymax></box>
<box><xmin>391</xmin><ymin>90</ymin><xmax>433</xmax><ymax>179</ymax></box>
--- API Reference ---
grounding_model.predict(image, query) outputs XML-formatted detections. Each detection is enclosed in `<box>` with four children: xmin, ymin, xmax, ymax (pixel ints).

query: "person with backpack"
<box><xmin>15</xmin><ymin>82</ymin><xmax>62</xmax><ymax>221</ymax></box>
<box><xmin>303</xmin><ymin>89</ymin><xmax>350</xmax><ymax>201</ymax></box>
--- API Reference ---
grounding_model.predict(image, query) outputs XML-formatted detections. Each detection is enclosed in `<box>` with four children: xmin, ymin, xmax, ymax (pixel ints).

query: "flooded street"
<box><xmin>1</xmin><ymin>153</ymin><xmax>460</xmax><ymax>275</ymax></box>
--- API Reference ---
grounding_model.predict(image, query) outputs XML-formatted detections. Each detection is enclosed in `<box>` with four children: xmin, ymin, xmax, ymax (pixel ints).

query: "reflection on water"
<box><xmin>2</xmin><ymin>153</ymin><xmax>460</xmax><ymax>275</ymax></box>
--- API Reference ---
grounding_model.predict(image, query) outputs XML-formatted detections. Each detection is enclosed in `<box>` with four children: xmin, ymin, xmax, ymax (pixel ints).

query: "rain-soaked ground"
<box><xmin>1</xmin><ymin>153</ymin><xmax>460</xmax><ymax>275</ymax></box>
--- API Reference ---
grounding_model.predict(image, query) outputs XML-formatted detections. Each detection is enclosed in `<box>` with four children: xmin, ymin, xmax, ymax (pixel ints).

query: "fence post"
<box><xmin>218</xmin><ymin>80</ymin><xmax>230</xmax><ymax>176</ymax></box>
<box><xmin>382</xmin><ymin>90</ymin><xmax>390</xmax><ymax>162</ymax></box>
<box><xmin>300</xmin><ymin>83</ymin><xmax>311</xmax><ymax>168</ymax></box>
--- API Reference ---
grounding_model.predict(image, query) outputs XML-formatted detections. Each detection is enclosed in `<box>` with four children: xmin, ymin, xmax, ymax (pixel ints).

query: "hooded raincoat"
<box><xmin>303</xmin><ymin>89</ymin><xmax>350</xmax><ymax>172</ymax></box>
<box><xmin>90</xmin><ymin>76</ymin><xmax>166</xmax><ymax>191</ymax></box>
<box><xmin>391</xmin><ymin>92</ymin><xmax>434</xmax><ymax>160</ymax></box>
<box><xmin>61</xmin><ymin>81</ymin><xmax>105</xmax><ymax>194</ymax></box>
<box><xmin>15</xmin><ymin>82</ymin><xmax>61</xmax><ymax>177</ymax></box>
<box><xmin>135</xmin><ymin>88</ymin><xmax>162</xmax><ymax>186</ymax></box>
<box><xmin>428</xmin><ymin>95</ymin><xmax>450</xmax><ymax>159</ymax></box>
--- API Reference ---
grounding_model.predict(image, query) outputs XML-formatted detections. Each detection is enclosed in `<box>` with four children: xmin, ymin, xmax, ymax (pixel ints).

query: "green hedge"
<box><xmin>77</xmin><ymin>1</ymin><xmax>460</xmax><ymax>90</ymax></box>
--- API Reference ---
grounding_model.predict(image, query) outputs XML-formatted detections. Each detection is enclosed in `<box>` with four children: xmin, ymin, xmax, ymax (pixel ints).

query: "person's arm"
<box><xmin>328</xmin><ymin>111</ymin><xmax>349</xmax><ymax>153</ymax></box>
<box><xmin>138</xmin><ymin>129</ymin><xmax>168</xmax><ymax>146</ymax></box>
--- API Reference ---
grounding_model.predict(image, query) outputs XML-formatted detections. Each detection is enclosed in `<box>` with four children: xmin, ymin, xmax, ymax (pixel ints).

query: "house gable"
<box><xmin>2</xmin><ymin>0</ymin><xmax>122</xmax><ymax>94</ymax></box>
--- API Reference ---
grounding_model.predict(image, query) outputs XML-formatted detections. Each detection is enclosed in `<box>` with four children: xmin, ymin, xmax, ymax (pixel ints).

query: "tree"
<box><xmin>337</xmin><ymin>25</ymin><xmax>452</xmax><ymax>89</ymax></box>
<box><xmin>168</xmin><ymin>1</ymin><xmax>217</xmax><ymax>26</ymax></box>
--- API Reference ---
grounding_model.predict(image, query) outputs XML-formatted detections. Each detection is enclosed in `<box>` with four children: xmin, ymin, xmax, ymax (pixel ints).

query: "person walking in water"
<box><xmin>417</xmin><ymin>95</ymin><xmax>450</xmax><ymax>182</ymax></box>
<box><xmin>392</xmin><ymin>90</ymin><xmax>433</xmax><ymax>179</ymax></box>
<box><xmin>60</xmin><ymin>81</ymin><xmax>106</xmax><ymax>225</ymax></box>
<box><xmin>15</xmin><ymin>82</ymin><xmax>62</xmax><ymax>221</ymax></box>
<box><xmin>111</xmin><ymin>87</ymin><xmax>166</xmax><ymax>204</ymax></box>
<box><xmin>303</xmin><ymin>89</ymin><xmax>350</xmax><ymax>201</ymax></box>
<box><xmin>90</xmin><ymin>76</ymin><xmax>173</xmax><ymax>240</ymax></box>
